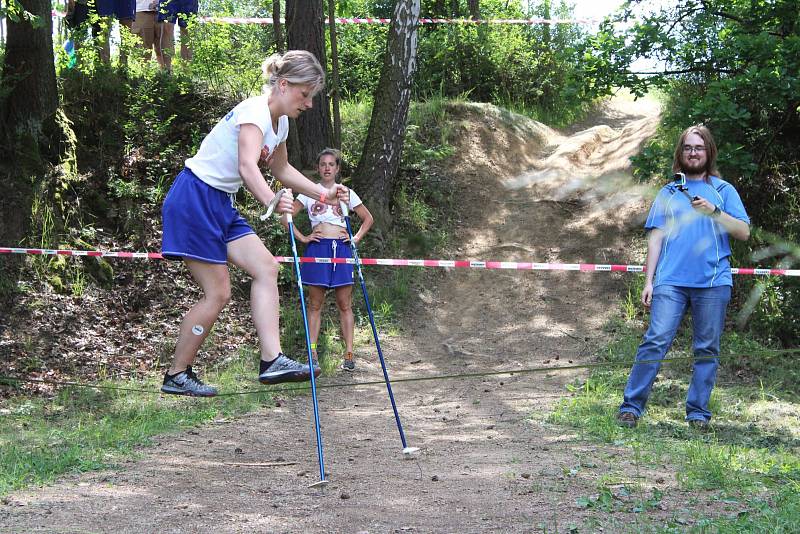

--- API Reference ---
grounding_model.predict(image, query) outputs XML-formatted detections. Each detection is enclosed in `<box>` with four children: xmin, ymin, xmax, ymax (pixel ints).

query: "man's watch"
<box><xmin>711</xmin><ymin>205</ymin><xmax>722</xmax><ymax>219</ymax></box>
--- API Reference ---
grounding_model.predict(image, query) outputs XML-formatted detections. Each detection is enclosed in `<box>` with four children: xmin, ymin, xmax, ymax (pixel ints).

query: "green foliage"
<box><xmin>187</xmin><ymin>19</ymin><xmax>275</xmax><ymax>99</ymax></box>
<box><xmin>629</xmin><ymin>124</ymin><xmax>681</xmax><ymax>184</ymax></box>
<box><xmin>339</xmin><ymin>99</ymin><xmax>374</xmax><ymax>173</ymax></box>
<box><xmin>417</xmin><ymin>16</ymin><xmax>585</xmax><ymax>120</ymax></box>
<box><xmin>0</xmin><ymin>0</ymin><xmax>25</xmax><ymax>22</ymax></box>
<box><xmin>335</xmin><ymin>1</ymin><xmax>593</xmax><ymax>122</ymax></box>
<box><xmin>621</xmin><ymin>273</ymin><xmax>646</xmax><ymax>322</ymax></box>
<box><xmin>335</xmin><ymin>24</ymin><xmax>388</xmax><ymax>99</ymax></box>
<box><xmin>589</xmin><ymin>0</ymin><xmax>800</xmax><ymax>347</ymax></box>
<box><xmin>695</xmin><ymin>485</ymin><xmax>800</xmax><ymax>532</ymax></box>
<box><xmin>389</xmin><ymin>99</ymin><xmax>457</xmax><ymax>256</ymax></box>
<box><xmin>58</xmin><ymin>64</ymin><xmax>238</xmax><ymax>248</ymax></box>
<box><xmin>404</xmin><ymin>95</ymin><xmax>456</xmax><ymax>169</ymax></box>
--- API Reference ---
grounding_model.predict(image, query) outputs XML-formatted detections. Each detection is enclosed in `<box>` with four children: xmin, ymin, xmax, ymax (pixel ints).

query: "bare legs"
<box><xmin>179</xmin><ymin>25</ymin><xmax>192</xmax><ymax>61</ymax></box>
<box><xmin>334</xmin><ymin>285</ymin><xmax>354</xmax><ymax>355</ymax></box>
<box><xmin>130</xmin><ymin>13</ymin><xmax>173</xmax><ymax>71</ymax></box>
<box><xmin>98</xmin><ymin>18</ymin><xmax>133</xmax><ymax>65</ymax></box>
<box><xmin>156</xmin><ymin>22</ymin><xmax>175</xmax><ymax>71</ymax></box>
<box><xmin>169</xmin><ymin>234</ymin><xmax>282</xmax><ymax>373</ymax></box>
<box><xmin>305</xmin><ymin>284</ymin><xmax>355</xmax><ymax>356</ymax></box>
<box><xmin>306</xmin><ymin>285</ymin><xmax>326</xmax><ymax>354</ymax></box>
<box><xmin>227</xmin><ymin>235</ymin><xmax>282</xmax><ymax>362</ymax></box>
<box><xmin>168</xmin><ymin>259</ymin><xmax>231</xmax><ymax>374</ymax></box>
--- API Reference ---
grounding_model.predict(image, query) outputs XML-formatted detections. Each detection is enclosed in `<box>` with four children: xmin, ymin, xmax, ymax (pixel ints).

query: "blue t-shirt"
<box><xmin>645</xmin><ymin>176</ymin><xmax>750</xmax><ymax>288</ymax></box>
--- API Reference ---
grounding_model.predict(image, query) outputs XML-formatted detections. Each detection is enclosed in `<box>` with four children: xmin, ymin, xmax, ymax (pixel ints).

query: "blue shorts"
<box><xmin>161</xmin><ymin>168</ymin><xmax>254</xmax><ymax>264</ymax></box>
<box><xmin>96</xmin><ymin>0</ymin><xmax>135</xmax><ymax>20</ymax></box>
<box><xmin>157</xmin><ymin>0</ymin><xmax>198</xmax><ymax>27</ymax></box>
<box><xmin>300</xmin><ymin>239</ymin><xmax>354</xmax><ymax>288</ymax></box>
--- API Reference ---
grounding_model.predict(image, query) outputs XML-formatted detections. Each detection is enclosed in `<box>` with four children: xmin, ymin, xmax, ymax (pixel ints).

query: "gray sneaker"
<box><xmin>259</xmin><ymin>354</ymin><xmax>317</xmax><ymax>385</ymax></box>
<box><xmin>161</xmin><ymin>367</ymin><xmax>218</xmax><ymax>397</ymax></box>
<box><xmin>341</xmin><ymin>358</ymin><xmax>355</xmax><ymax>372</ymax></box>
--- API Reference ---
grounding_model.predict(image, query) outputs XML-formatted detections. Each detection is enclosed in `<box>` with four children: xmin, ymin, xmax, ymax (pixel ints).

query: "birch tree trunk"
<box><xmin>352</xmin><ymin>0</ymin><xmax>420</xmax><ymax>230</ymax></box>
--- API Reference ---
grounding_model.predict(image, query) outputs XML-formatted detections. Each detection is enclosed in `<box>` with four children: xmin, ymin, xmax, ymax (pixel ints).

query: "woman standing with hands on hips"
<box><xmin>286</xmin><ymin>149</ymin><xmax>374</xmax><ymax>372</ymax></box>
<box><xmin>160</xmin><ymin>51</ymin><xmax>350</xmax><ymax>397</ymax></box>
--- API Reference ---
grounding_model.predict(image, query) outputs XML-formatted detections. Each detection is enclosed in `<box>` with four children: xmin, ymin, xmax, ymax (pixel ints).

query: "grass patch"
<box><xmin>0</xmin><ymin>348</ymin><xmax>280</xmax><ymax>497</ymax></box>
<box><xmin>546</xmin><ymin>279</ymin><xmax>800</xmax><ymax>530</ymax></box>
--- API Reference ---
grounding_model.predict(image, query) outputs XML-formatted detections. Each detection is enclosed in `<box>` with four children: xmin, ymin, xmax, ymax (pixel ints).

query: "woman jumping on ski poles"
<box><xmin>285</xmin><ymin>148</ymin><xmax>374</xmax><ymax>372</ymax></box>
<box><xmin>160</xmin><ymin>51</ymin><xmax>349</xmax><ymax>397</ymax></box>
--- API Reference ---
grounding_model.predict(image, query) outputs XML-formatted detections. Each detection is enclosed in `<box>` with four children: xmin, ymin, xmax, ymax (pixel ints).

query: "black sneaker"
<box><xmin>161</xmin><ymin>367</ymin><xmax>218</xmax><ymax>397</ymax></box>
<box><xmin>616</xmin><ymin>411</ymin><xmax>638</xmax><ymax>428</ymax></box>
<box><xmin>259</xmin><ymin>354</ymin><xmax>316</xmax><ymax>385</ymax></box>
<box><xmin>341</xmin><ymin>358</ymin><xmax>355</xmax><ymax>372</ymax></box>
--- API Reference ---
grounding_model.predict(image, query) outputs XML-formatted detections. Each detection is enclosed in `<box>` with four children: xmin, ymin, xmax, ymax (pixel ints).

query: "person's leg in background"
<box><xmin>131</xmin><ymin>9</ymin><xmax>155</xmax><ymax>61</ymax></box>
<box><xmin>305</xmin><ymin>285</ymin><xmax>327</xmax><ymax>364</ymax></box>
<box><xmin>334</xmin><ymin>284</ymin><xmax>355</xmax><ymax>370</ymax></box>
<box><xmin>154</xmin><ymin>20</ymin><xmax>174</xmax><ymax>71</ymax></box>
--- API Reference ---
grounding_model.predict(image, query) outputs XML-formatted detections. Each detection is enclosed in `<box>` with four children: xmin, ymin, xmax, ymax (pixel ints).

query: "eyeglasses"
<box><xmin>682</xmin><ymin>145</ymin><xmax>707</xmax><ymax>153</ymax></box>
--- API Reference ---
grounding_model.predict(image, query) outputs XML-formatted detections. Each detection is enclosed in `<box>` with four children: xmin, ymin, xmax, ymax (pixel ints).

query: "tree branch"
<box><xmin>701</xmin><ymin>0</ymin><xmax>788</xmax><ymax>38</ymax></box>
<box><xmin>630</xmin><ymin>67</ymin><xmax>737</xmax><ymax>76</ymax></box>
<box><xmin>756</xmin><ymin>101</ymin><xmax>800</xmax><ymax>173</ymax></box>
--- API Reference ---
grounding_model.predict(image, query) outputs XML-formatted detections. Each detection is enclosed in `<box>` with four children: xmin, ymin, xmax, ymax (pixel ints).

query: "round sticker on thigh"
<box><xmin>191</xmin><ymin>324</ymin><xmax>205</xmax><ymax>336</ymax></box>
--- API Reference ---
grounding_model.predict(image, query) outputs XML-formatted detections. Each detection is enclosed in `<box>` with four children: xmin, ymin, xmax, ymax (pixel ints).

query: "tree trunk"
<box><xmin>273</xmin><ymin>0</ymin><xmax>284</xmax><ymax>53</ymax></box>
<box><xmin>327</xmin><ymin>0</ymin><xmax>342</xmax><ymax>148</ymax></box>
<box><xmin>1</xmin><ymin>0</ymin><xmax>60</xmax><ymax>143</ymax></box>
<box><xmin>542</xmin><ymin>0</ymin><xmax>551</xmax><ymax>46</ymax></box>
<box><xmin>352</xmin><ymin>0</ymin><xmax>420</xmax><ymax>230</ymax></box>
<box><xmin>0</xmin><ymin>0</ymin><xmax>77</xmax><ymax>300</ymax></box>
<box><xmin>1</xmin><ymin>0</ymin><xmax>76</xmax><ymax>246</ymax></box>
<box><xmin>286</xmin><ymin>0</ymin><xmax>332</xmax><ymax>170</ymax></box>
<box><xmin>283</xmin><ymin>0</ymin><xmax>302</xmax><ymax>169</ymax></box>
<box><xmin>468</xmin><ymin>0</ymin><xmax>479</xmax><ymax>20</ymax></box>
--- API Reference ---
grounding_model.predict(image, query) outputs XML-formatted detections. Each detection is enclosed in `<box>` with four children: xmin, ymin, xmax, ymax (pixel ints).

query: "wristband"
<box><xmin>711</xmin><ymin>206</ymin><xmax>722</xmax><ymax>219</ymax></box>
<box><xmin>319</xmin><ymin>191</ymin><xmax>327</xmax><ymax>204</ymax></box>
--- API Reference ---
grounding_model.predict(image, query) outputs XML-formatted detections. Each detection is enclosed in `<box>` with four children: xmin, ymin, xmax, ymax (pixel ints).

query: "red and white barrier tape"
<box><xmin>51</xmin><ymin>11</ymin><xmax>599</xmax><ymax>26</ymax></box>
<box><xmin>197</xmin><ymin>16</ymin><xmax>601</xmax><ymax>26</ymax></box>
<box><xmin>1</xmin><ymin>247</ymin><xmax>796</xmax><ymax>276</ymax></box>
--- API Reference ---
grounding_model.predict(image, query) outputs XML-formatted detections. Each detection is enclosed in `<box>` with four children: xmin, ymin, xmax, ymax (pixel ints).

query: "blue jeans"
<box><xmin>619</xmin><ymin>284</ymin><xmax>731</xmax><ymax>422</ymax></box>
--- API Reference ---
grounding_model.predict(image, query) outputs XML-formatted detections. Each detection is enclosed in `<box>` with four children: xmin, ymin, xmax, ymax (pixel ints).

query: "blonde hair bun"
<box><xmin>262</xmin><ymin>50</ymin><xmax>325</xmax><ymax>95</ymax></box>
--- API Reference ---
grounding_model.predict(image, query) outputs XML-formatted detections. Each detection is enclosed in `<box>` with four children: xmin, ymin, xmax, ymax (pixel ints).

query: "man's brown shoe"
<box><xmin>617</xmin><ymin>411</ymin><xmax>638</xmax><ymax>428</ymax></box>
<box><xmin>688</xmin><ymin>418</ymin><xmax>710</xmax><ymax>430</ymax></box>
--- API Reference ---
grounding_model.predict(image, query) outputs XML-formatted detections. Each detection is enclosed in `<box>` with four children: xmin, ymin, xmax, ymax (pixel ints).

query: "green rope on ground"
<box><xmin>1</xmin><ymin>348</ymin><xmax>798</xmax><ymax>397</ymax></box>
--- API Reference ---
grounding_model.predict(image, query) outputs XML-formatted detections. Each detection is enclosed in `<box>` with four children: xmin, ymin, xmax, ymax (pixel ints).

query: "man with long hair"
<box><xmin>616</xmin><ymin>125</ymin><xmax>750</xmax><ymax>429</ymax></box>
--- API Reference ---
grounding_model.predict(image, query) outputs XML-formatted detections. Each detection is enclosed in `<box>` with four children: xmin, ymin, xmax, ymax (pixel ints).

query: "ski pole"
<box><xmin>262</xmin><ymin>190</ymin><xmax>329</xmax><ymax>486</ymax></box>
<box><xmin>339</xmin><ymin>200</ymin><xmax>419</xmax><ymax>458</ymax></box>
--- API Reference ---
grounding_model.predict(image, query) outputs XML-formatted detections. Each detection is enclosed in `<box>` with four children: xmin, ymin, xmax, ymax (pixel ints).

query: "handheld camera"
<box><xmin>673</xmin><ymin>172</ymin><xmax>699</xmax><ymax>202</ymax></box>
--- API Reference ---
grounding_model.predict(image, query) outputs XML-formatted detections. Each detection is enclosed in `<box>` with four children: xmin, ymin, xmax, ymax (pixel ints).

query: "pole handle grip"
<box><xmin>340</xmin><ymin>200</ymin><xmax>349</xmax><ymax>218</ymax></box>
<box><xmin>260</xmin><ymin>189</ymin><xmax>287</xmax><ymax>221</ymax></box>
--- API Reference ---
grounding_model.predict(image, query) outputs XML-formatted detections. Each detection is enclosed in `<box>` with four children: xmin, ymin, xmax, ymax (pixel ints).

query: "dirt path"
<box><xmin>2</xmin><ymin>96</ymin><xmax>670</xmax><ymax>533</ymax></box>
